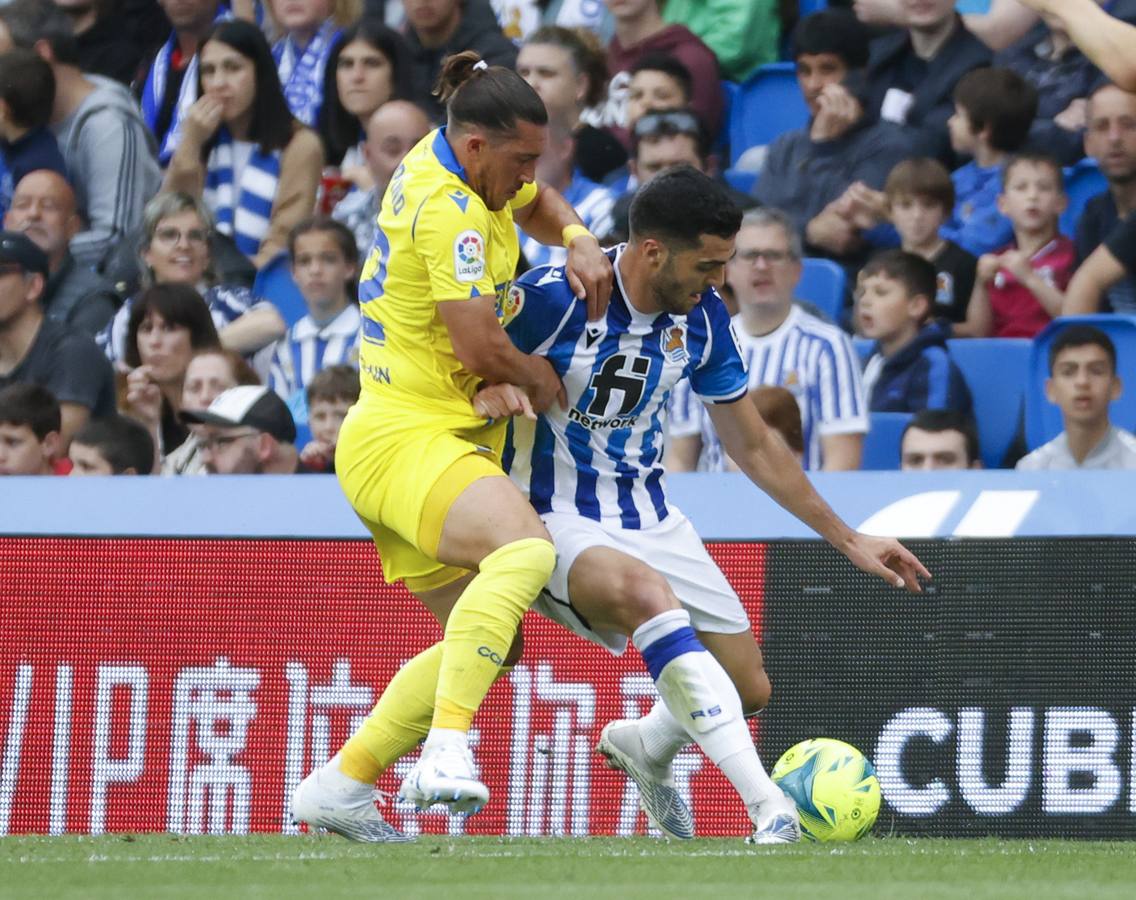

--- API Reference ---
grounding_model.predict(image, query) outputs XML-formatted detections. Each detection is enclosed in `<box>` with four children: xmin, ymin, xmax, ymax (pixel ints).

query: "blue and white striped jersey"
<box><xmin>503</xmin><ymin>245</ymin><xmax>747</xmax><ymax>529</ymax></box>
<box><xmin>519</xmin><ymin>171</ymin><xmax>615</xmax><ymax>269</ymax></box>
<box><xmin>267</xmin><ymin>303</ymin><xmax>361</xmax><ymax>423</ymax></box>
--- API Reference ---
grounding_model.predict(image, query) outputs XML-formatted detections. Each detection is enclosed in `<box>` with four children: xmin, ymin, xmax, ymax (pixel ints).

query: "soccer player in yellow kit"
<box><xmin>291</xmin><ymin>52</ymin><xmax>612</xmax><ymax>840</ymax></box>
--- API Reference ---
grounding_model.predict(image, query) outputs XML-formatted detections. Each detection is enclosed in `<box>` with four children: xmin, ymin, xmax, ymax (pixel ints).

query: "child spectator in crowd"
<box><xmin>958</xmin><ymin>153</ymin><xmax>1072</xmax><ymax>338</ymax></box>
<box><xmin>723</xmin><ymin>385</ymin><xmax>805</xmax><ymax>470</ymax></box>
<box><xmin>1017</xmin><ymin>324</ymin><xmax>1136</xmax><ymax>470</ymax></box>
<box><xmin>270</xmin><ymin>0</ymin><xmax>355</xmax><ymax>128</ymax></box>
<box><xmin>941</xmin><ymin>67</ymin><xmax>1038</xmax><ymax>256</ymax></box>
<box><xmin>0</xmin><ymin>49</ymin><xmax>67</xmax><ymax>217</ymax></box>
<box><xmin>68</xmin><ymin>414</ymin><xmax>156</xmax><ymax>476</ymax></box>
<box><xmin>268</xmin><ymin>218</ymin><xmax>359</xmax><ymax>426</ymax></box>
<box><xmin>299</xmin><ymin>363</ymin><xmax>358</xmax><ymax>473</ymax></box>
<box><xmin>0</xmin><ymin>382</ymin><xmax>66</xmax><ymax>475</ymax></box>
<box><xmin>900</xmin><ymin>408</ymin><xmax>982</xmax><ymax>470</ymax></box>
<box><xmin>859</xmin><ymin>249</ymin><xmax>973</xmax><ymax>414</ymax></box>
<box><xmin>623</xmin><ymin>52</ymin><xmax>692</xmax><ymax>143</ymax></box>
<box><xmin>885</xmin><ymin>157</ymin><xmax>977</xmax><ymax>323</ymax></box>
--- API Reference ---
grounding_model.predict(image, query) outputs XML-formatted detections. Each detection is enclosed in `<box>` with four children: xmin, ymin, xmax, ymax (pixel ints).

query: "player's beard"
<box><xmin>649</xmin><ymin>258</ymin><xmax>698</xmax><ymax>317</ymax></box>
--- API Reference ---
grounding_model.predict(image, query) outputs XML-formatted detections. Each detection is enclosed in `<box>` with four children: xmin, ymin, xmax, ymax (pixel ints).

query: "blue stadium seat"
<box><xmin>252</xmin><ymin>251</ymin><xmax>307</xmax><ymax>327</ymax></box>
<box><xmin>796</xmin><ymin>258</ymin><xmax>847</xmax><ymax>323</ymax></box>
<box><xmin>861</xmin><ymin>412</ymin><xmax>913</xmax><ymax>470</ymax></box>
<box><xmin>728</xmin><ymin>63</ymin><xmax>808</xmax><ymax>167</ymax></box>
<box><xmin>1025</xmin><ymin>315</ymin><xmax>1136</xmax><ymax>449</ymax></box>
<box><xmin>947</xmin><ymin>337</ymin><xmax>1031</xmax><ymax>468</ymax></box>
<box><xmin>954</xmin><ymin>0</ymin><xmax>991</xmax><ymax>11</ymax></box>
<box><xmin>1060</xmin><ymin>160</ymin><xmax>1108</xmax><ymax>238</ymax></box>
<box><xmin>797</xmin><ymin>1</ymin><xmax>828</xmax><ymax>14</ymax></box>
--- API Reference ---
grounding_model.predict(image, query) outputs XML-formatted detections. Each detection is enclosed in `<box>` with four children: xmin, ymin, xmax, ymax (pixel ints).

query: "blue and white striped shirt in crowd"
<box><xmin>267</xmin><ymin>303</ymin><xmax>361</xmax><ymax>414</ymax></box>
<box><xmin>670</xmin><ymin>304</ymin><xmax>867</xmax><ymax>471</ymax></box>
<box><xmin>519</xmin><ymin>170</ymin><xmax>615</xmax><ymax>268</ymax></box>
<box><xmin>503</xmin><ymin>245</ymin><xmax>747</xmax><ymax>530</ymax></box>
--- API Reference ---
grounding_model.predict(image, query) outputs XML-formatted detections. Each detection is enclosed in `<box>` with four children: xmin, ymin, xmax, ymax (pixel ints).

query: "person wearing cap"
<box><xmin>181</xmin><ymin>384</ymin><xmax>301</xmax><ymax>474</ymax></box>
<box><xmin>0</xmin><ymin>229</ymin><xmax>114</xmax><ymax>447</ymax></box>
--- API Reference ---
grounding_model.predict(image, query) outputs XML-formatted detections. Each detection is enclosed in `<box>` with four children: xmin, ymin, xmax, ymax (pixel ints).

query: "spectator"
<box><xmin>519</xmin><ymin>118</ymin><xmax>614</xmax><ymax>268</ymax></box>
<box><xmin>0</xmin><ymin>382</ymin><xmax>65</xmax><ymax>475</ymax></box>
<box><xmin>860</xmin><ymin>0</ymin><xmax>992</xmax><ymax>162</ymax></box>
<box><xmin>318</xmin><ymin>19</ymin><xmax>413</xmax><ymax>187</ymax></box>
<box><xmin>757</xmin><ymin>9</ymin><xmax>921</xmax><ymax>267</ymax></box>
<box><xmin>332</xmin><ymin>100</ymin><xmax>433</xmax><ymax>261</ymax></box>
<box><xmin>68</xmin><ymin>412</ymin><xmax>155</xmax><ymax>475</ymax></box>
<box><xmin>121</xmin><ymin>282</ymin><xmax>220</xmax><ymax>460</ymax></box>
<box><xmin>1013</xmin><ymin>0</ymin><xmax>1136</xmax><ymax>94</ymax></box>
<box><xmin>1066</xmin><ymin>210</ymin><xmax>1136</xmax><ymax>314</ymax></box>
<box><xmin>163</xmin><ymin>19</ymin><xmax>324</xmax><ymax>269</ymax></box>
<box><xmin>403</xmin><ymin>0</ymin><xmax>517</xmax><ymax>118</ymax></box>
<box><xmin>885</xmin><ymin>157</ymin><xmax>977</xmax><ymax>323</ymax></box>
<box><xmin>900</xmin><ymin>408</ymin><xmax>982</xmax><ymax>470</ymax></box>
<box><xmin>667</xmin><ymin>208</ymin><xmax>867</xmax><ymax>473</ymax></box>
<box><xmin>859</xmin><ymin>249</ymin><xmax>973</xmax><ymax>414</ymax></box>
<box><xmin>959</xmin><ymin>153</ymin><xmax>1072</xmax><ymax>337</ymax></box>
<box><xmin>726</xmin><ymin>385</ymin><xmax>805</xmax><ymax>469</ymax></box>
<box><xmin>0</xmin><ymin>230</ymin><xmax>114</xmax><ymax>444</ymax></box>
<box><xmin>4</xmin><ymin>170</ymin><xmax>120</xmax><ymax>336</ymax></box>
<box><xmin>605</xmin><ymin>0</ymin><xmax>721</xmax><ymax>139</ymax></box>
<box><xmin>53</xmin><ymin>0</ymin><xmax>144</xmax><ymax>86</ymax></box>
<box><xmin>662</xmin><ymin>0</ymin><xmax>779</xmax><ymax>82</ymax></box>
<box><xmin>0</xmin><ymin>48</ymin><xmax>68</xmax><ymax>216</ymax></box>
<box><xmin>139</xmin><ymin>0</ymin><xmax>226</xmax><ymax>165</ymax></box>
<box><xmin>0</xmin><ymin>1</ymin><xmax>163</xmax><ymax>273</ymax></box>
<box><xmin>622</xmin><ymin>51</ymin><xmax>691</xmax><ymax>143</ymax></box>
<box><xmin>165</xmin><ymin>346</ymin><xmax>260</xmax><ymax>475</ymax></box>
<box><xmin>267</xmin><ymin>218</ymin><xmax>360</xmax><ymax>425</ymax></box>
<box><xmin>299</xmin><ymin>362</ymin><xmax>358</xmax><ymax>472</ymax></box>
<box><xmin>182</xmin><ymin>383</ymin><xmax>301</xmax><ymax>474</ymax></box>
<box><xmin>516</xmin><ymin>25</ymin><xmax>624</xmax><ymax>183</ymax></box>
<box><xmin>1066</xmin><ymin>83</ymin><xmax>1136</xmax><ymax>315</ymax></box>
<box><xmin>270</xmin><ymin>0</ymin><xmax>358</xmax><ymax>128</ymax></box>
<box><xmin>99</xmin><ymin>191</ymin><xmax>285</xmax><ymax>365</ymax></box>
<box><xmin>941</xmin><ymin>67</ymin><xmax>1038</xmax><ymax>256</ymax></box>
<box><xmin>1017</xmin><ymin>323</ymin><xmax>1136</xmax><ymax>469</ymax></box>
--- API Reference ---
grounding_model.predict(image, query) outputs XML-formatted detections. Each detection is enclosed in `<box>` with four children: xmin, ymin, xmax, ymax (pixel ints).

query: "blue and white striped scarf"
<box><xmin>203</xmin><ymin>128</ymin><xmax>282</xmax><ymax>258</ymax></box>
<box><xmin>272</xmin><ymin>19</ymin><xmax>340</xmax><ymax>128</ymax></box>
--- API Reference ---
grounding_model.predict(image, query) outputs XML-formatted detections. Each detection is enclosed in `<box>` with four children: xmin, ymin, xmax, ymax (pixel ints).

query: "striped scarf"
<box><xmin>203</xmin><ymin>128</ymin><xmax>282</xmax><ymax>258</ymax></box>
<box><xmin>272</xmin><ymin>19</ymin><xmax>340</xmax><ymax>128</ymax></box>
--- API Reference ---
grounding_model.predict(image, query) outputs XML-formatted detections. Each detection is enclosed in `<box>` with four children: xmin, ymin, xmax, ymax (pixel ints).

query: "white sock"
<box><xmin>323</xmin><ymin>753</ymin><xmax>372</xmax><ymax>798</ymax></box>
<box><xmin>637</xmin><ymin>701</ymin><xmax>690</xmax><ymax>768</ymax></box>
<box><xmin>423</xmin><ymin>727</ymin><xmax>468</xmax><ymax>753</ymax></box>
<box><xmin>633</xmin><ymin>609</ymin><xmax>778</xmax><ymax>807</ymax></box>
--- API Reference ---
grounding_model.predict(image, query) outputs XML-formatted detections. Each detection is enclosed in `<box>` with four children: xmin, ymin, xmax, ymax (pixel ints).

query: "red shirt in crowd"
<box><xmin>988</xmin><ymin>235</ymin><xmax>1076</xmax><ymax>338</ymax></box>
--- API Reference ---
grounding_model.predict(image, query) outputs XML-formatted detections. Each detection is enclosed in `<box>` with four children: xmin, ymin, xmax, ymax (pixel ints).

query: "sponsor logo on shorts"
<box><xmin>454</xmin><ymin>229</ymin><xmax>486</xmax><ymax>283</ymax></box>
<box><xmin>568</xmin><ymin>407</ymin><xmax>638</xmax><ymax>431</ymax></box>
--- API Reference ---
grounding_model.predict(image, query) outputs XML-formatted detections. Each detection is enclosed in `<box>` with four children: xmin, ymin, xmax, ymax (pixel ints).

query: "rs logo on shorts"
<box><xmin>690</xmin><ymin>706</ymin><xmax>722</xmax><ymax>720</ymax></box>
<box><xmin>477</xmin><ymin>645</ymin><xmax>505</xmax><ymax>665</ymax></box>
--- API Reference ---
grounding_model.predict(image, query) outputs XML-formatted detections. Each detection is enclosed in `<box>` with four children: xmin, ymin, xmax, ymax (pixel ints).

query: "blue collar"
<box><xmin>432</xmin><ymin>126</ymin><xmax>468</xmax><ymax>182</ymax></box>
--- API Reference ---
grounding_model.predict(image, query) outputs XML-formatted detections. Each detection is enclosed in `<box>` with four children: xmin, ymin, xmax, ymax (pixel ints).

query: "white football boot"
<box><xmin>596</xmin><ymin>719</ymin><xmax>695</xmax><ymax>840</ymax></box>
<box><xmin>745</xmin><ymin>790</ymin><xmax>802</xmax><ymax>845</ymax></box>
<box><xmin>398</xmin><ymin>742</ymin><xmax>490</xmax><ymax>814</ymax></box>
<box><xmin>292</xmin><ymin>765</ymin><xmax>412</xmax><ymax>843</ymax></box>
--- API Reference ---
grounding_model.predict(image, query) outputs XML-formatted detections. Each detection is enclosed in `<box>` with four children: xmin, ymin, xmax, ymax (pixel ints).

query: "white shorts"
<box><xmin>530</xmin><ymin>511</ymin><xmax>751</xmax><ymax>656</ymax></box>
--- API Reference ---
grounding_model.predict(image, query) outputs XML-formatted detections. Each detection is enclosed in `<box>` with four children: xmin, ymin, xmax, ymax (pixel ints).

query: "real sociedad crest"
<box><xmin>661</xmin><ymin>324</ymin><xmax>688</xmax><ymax>364</ymax></box>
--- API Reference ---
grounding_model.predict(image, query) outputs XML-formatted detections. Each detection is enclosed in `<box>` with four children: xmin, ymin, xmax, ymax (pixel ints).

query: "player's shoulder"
<box><xmin>515</xmin><ymin>264</ymin><xmax>579</xmax><ymax>309</ymax></box>
<box><xmin>506</xmin><ymin>264</ymin><xmax>586</xmax><ymax>341</ymax></box>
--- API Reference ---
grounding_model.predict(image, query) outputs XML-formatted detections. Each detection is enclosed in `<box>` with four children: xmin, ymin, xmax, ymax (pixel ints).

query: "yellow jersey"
<box><xmin>356</xmin><ymin>127</ymin><xmax>538</xmax><ymax>427</ymax></box>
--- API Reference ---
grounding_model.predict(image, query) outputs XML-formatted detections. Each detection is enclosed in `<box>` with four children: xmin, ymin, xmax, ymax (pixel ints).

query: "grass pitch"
<box><xmin>3</xmin><ymin>835</ymin><xmax>1133</xmax><ymax>900</ymax></box>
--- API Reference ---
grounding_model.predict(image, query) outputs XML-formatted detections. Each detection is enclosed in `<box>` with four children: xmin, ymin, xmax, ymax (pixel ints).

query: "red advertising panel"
<box><xmin>1</xmin><ymin>538</ymin><xmax>765</xmax><ymax>837</ymax></box>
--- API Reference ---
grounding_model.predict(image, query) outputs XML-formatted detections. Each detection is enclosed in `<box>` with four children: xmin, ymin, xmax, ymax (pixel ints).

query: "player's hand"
<box><xmin>181</xmin><ymin>95</ymin><xmax>224</xmax><ymax>149</ymax></box>
<box><xmin>125</xmin><ymin>366</ymin><xmax>163</xmax><ymax>431</ymax></box>
<box><xmin>565</xmin><ymin>233</ymin><xmax>613</xmax><ymax>321</ymax></box>
<box><xmin>839</xmin><ymin>533</ymin><xmax>932</xmax><ymax>594</ymax></box>
<box><xmin>525</xmin><ymin>356</ymin><xmax>568</xmax><ymax>413</ymax></box>
<box><xmin>473</xmin><ymin>383</ymin><xmax>537</xmax><ymax>421</ymax></box>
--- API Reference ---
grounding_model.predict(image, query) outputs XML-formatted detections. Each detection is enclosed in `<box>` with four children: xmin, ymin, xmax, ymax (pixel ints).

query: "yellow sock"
<box><xmin>433</xmin><ymin>537</ymin><xmax>554</xmax><ymax>731</ymax></box>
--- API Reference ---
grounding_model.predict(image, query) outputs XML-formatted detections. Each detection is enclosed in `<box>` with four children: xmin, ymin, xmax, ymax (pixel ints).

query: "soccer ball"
<box><xmin>771</xmin><ymin>738</ymin><xmax>881</xmax><ymax>842</ymax></box>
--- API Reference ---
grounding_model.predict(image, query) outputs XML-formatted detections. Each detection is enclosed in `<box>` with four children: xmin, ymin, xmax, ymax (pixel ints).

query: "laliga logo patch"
<box><xmin>501</xmin><ymin>283</ymin><xmax>525</xmax><ymax>324</ymax></box>
<box><xmin>454</xmin><ymin>229</ymin><xmax>486</xmax><ymax>283</ymax></box>
<box><xmin>661</xmin><ymin>324</ymin><xmax>688</xmax><ymax>364</ymax></box>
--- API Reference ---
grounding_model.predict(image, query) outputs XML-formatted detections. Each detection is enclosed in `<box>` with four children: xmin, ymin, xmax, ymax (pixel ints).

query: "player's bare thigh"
<box><xmin>434</xmin><ymin>474</ymin><xmax>551</xmax><ymax>569</ymax></box>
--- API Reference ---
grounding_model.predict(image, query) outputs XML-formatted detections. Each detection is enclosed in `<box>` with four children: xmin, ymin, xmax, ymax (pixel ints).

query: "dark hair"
<box><xmin>1002</xmin><ymin>152</ymin><xmax>1065</xmax><ymax>190</ymax></box>
<box><xmin>434</xmin><ymin>51</ymin><xmax>547</xmax><ymax>133</ymax></box>
<box><xmin>902</xmin><ymin>409</ymin><xmax>980</xmax><ymax>465</ymax></box>
<box><xmin>307</xmin><ymin>364</ymin><xmax>361</xmax><ymax>406</ymax></box>
<box><xmin>953</xmin><ymin>67</ymin><xmax>1038</xmax><ymax>153</ymax></box>
<box><xmin>523</xmin><ymin>25</ymin><xmax>609</xmax><ymax>108</ymax></box>
<box><xmin>0</xmin><ymin>383</ymin><xmax>59</xmax><ymax>438</ymax></box>
<box><xmin>631</xmin><ymin>107</ymin><xmax>711</xmax><ymax>160</ymax></box>
<box><xmin>72</xmin><ymin>414</ymin><xmax>155</xmax><ymax>474</ymax></box>
<box><xmin>629</xmin><ymin>165</ymin><xmax>742</xmax><ymax>249</ymax></box>
<box><xmin>318</xmin><ymin>20</ymin><xmax>413</xmax><ymax>166</ymax></box>
<box><xmin>198</xmin><ymin>19</ymin><xmax>296</xmax><ymax>156</ymax></box>
<box><xmin>885</xmin><ymin>157</ymin><xmax>955</xmax><ymax>212</ymax></box>
<box><xmin>0</xmin><ymin>47</ymin><xmax>55</xmax><ymax>129</ymax></box>
<box><xmin>0</xmin><ymin>1</ymin><xmax>80</xmax><ymax>67</ymax></box>
<box><xmin>792</xmin><ymin>9</ymin><xmax>871</xmax><ymax>70</ymax></box>
<box><xmin>629</xmin><ymin>52</ymin><xmax>693</xmax><ymax>105</ymax></box>
<box><xmin>753</xmin><ymin>386</ymin><xmax>804</xmax><ymax>454</ymax></box>
<box><xmin>124</xmin><ymin>284</ymin><xmax>221</xmax><ymax>369</ymax></box>
<box><xmin>1048</xmin><ymin>324</ymin><xmax>1117</xmax><ymax>375</ymax></box>
<box><xmin>860</xmin><ymin>249</ymin><xmax>938</xmax><ymax>310</ymax></box>
<box><xmin>288</xmin><ymin>216</ymin><xmax>358</xmax><ymax>263</ymax></box>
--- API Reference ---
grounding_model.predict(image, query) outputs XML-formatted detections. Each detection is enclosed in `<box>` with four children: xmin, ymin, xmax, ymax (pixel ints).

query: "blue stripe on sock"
<box><xmin>640</xmin><ymin>626</ymin><xmax>704</xmax><ymax>681</ymax></box>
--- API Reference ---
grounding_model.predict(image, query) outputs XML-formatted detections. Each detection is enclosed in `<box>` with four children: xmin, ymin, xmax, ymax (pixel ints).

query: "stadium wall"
<box><xmin>2</xmin><ymin>474</ymin><xmax>1134</xmax><ymax>839</ymax></box>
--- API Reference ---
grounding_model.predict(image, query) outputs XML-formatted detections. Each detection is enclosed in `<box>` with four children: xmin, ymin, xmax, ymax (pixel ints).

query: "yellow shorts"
<box><xmin>335</xmin><ymin>401</ymin><xmax>508</xmax><ymax>592</ymax></box>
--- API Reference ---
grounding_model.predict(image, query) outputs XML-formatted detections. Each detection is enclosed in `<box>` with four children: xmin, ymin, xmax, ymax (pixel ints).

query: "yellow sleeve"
<box><xmin>508</xmin><ymin>181</ymin><xmax>540</xmax><ymax>211</ymax></box>
<box><xmin>413</xmin><ymin>189</ymin><xmax>497</xmax><ymax>301</ymax></box>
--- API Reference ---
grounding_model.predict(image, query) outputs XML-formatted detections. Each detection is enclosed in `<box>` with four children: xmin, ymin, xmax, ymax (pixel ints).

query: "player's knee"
<box><xmin>614</xmin><ymin>567</ymin><xmax>681</xmax><ymax>633</ymax></box>
<box><xmin>738</xmin><ymin>668</ymin><xmax>772</xmax><ymax>716</ymax></box>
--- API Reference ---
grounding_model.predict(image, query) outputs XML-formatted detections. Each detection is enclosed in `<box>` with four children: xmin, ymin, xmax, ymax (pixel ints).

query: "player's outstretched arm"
<box><xmin>708</xmin><ymin>397</ymin><xmax>931</xmax><ymax>593</ymax></box>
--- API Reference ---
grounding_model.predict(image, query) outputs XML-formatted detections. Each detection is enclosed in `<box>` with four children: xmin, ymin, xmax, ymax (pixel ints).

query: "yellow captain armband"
<box><xmin>561</xmin><ymin>224</ymin><xmax>595</xmax><ymax>247</ymax></box>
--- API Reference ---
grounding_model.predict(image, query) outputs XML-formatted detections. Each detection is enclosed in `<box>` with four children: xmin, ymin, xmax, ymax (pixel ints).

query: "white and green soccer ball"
<box><xmin>771</xmin><ymin>738</ymin><xmax>881</xmax><ymax>842</ymax></box>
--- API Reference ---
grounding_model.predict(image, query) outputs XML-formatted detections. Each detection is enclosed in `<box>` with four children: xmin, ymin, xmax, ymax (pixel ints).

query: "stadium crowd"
<box><xmin>2</xmin><ymin>0</ymin><xmax>1136</xmax><ymax>479</ymax></box>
